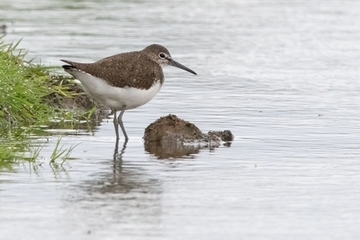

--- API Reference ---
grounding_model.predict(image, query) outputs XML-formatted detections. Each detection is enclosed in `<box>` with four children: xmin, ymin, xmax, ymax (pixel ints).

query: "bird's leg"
<box><xmin>117</xmin><ymin>106</ymin><xmax>128</xmax><ymax>141</ymax></box>
<box><xmin>112</xmin><ymin>110</ymin><xmax>119</xmax><ymax>140</ymax></box>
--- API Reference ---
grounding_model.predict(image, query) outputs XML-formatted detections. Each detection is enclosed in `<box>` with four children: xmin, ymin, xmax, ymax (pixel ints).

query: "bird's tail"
<box><xmin>60</xmin><ymin>59</ymin><xmax>77</xmax><ymax>71</ymax></box>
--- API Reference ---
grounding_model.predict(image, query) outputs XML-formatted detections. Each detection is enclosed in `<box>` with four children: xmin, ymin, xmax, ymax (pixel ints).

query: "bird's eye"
<box><xmin>159</xmin><ymin>53</ymin><xmax>166</xmax><ymax>59</ymax></box>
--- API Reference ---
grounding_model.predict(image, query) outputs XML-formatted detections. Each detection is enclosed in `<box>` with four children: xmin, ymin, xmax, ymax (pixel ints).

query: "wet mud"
<box><xmin>144</xmin><ymin>114</ymin><xmax>233</xmax><ymax>158</ymax></box>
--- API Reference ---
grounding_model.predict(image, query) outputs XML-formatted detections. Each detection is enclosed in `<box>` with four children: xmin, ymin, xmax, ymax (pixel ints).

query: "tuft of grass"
<box><xmin>50</xmin><ymin>137</ymin><xmax>79</xmax><ymax>163</ymax></box>
<box><xmin>26</xmin><ymin>137</ymin><xmax>79</xmax><ymax>163</ymax></box>
<box><xmin>28</xmin><ymin>144</ymin><xmax>44</xmax><ymax>162</ymax></box>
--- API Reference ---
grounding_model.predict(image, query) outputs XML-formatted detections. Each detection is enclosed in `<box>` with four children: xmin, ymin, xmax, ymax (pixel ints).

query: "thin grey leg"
<box><xmin>112</xmin><ymin>110</ymin><xmax>119</xmax><ymax>140</ymax></box>
<box><xmin>117</xmin><ymin>106</ymin><xmax>128</xmax><ymax>141</ymax></box>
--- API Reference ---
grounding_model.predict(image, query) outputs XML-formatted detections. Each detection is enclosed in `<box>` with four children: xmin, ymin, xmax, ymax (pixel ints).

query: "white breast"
<box><xmin>72</xmin><ymin>71</ymin><xmax>162</xmax><ymax>111</ymax></box>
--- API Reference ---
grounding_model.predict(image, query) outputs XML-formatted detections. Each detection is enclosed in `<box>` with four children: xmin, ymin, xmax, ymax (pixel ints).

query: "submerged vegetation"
<box><xmin>0</xmin><ymin>37</ymin><xmax>100</xmax><ymax>165</ymax></box>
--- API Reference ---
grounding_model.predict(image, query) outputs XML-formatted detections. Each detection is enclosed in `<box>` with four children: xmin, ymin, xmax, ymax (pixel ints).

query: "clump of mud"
<box><xmin>144</xmin><ymin>114</ymin><xmax>233</xmax><ymax>158</ymax></box>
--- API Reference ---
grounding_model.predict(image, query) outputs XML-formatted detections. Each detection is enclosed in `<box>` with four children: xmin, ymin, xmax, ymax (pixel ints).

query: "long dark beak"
<box><xmin>170</xmin><ymin>59</ymin><xmax>197</xmax><ymax>75</ymax></box>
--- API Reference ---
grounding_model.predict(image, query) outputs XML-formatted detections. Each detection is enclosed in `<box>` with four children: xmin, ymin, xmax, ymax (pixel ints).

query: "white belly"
<box><xmin>73</xmin><ymin>72</ymin><xmax>162</xmax><ymax>110</ymax></box>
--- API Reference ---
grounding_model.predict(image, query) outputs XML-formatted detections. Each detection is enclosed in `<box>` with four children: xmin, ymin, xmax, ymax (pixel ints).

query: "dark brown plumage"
<box><xmin>61</xmin><ymin>45</ymin><xmax>168</xmax><ymax>90</ymax></box>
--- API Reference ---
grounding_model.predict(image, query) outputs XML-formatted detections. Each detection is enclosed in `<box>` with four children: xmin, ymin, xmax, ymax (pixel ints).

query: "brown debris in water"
<box><xmin>208</xmin><ymin>130</ymin><xmax>234</xmax><ymax>142</ymax></box>
<box><xmin>144</xmin><ymin>114</ymin><xmax>205</xmax><ymax>143</ymax></box>
<box><xmin>144</xmin><ymin>114</ymin><xmax>234</xmax><ymax>159</ymax></box>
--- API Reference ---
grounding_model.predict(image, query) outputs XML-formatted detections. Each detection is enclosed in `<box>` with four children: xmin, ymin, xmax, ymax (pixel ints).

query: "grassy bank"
<box><xmin>0</xmin><ymin>41</ymin><xmax>53</xmax><ymax>125</ymax></box>
<box><xmin>0</xmin><ymin>37</ymin><xmax>99</xmax><ymax>164</ymax></box>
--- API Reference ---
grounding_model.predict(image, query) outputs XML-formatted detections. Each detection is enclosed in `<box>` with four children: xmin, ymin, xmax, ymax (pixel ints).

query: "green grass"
<box><xmin>0</xmin><ymin>37</ymin><xmax>53</xmax><ymax>162</ymax></box>
<box><xmin>0</xmin><ymin>37</ymin><xmax>98</xmax><ymax>164</ymax></box>
<box><xmin>27</xmin><ymin>137</ymin><xmax>79</xmax><ymax>163</ymax></box>
<box><xmin>0</xmin><ymin>38</ymin><xmax>53</xmax><ymax>127</ymax></box>
<box><xmin>50</xmin><ymin>137</ymin><xmax>80</xmax><ymax>163</ymax></box>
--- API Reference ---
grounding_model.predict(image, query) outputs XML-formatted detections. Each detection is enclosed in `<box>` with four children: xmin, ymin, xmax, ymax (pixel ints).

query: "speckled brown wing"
<box><xmin>62</xmin><ymin>51</ymin><xmax>164</xmax><ymax>90</ymax></box>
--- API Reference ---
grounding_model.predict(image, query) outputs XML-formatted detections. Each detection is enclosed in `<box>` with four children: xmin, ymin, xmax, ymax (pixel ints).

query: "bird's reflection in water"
<box><xmin>112</xmin><ymin>139</ymin><xmax>127</xmax><ymax>178</ymax></box>
<box><xmin>113</xmin><ymin>139</ymin><xmax>128</xmax><ymax>161</ymax></box>
<box><xmin>66</xmin><ymin>138</ymin><xmax>163</xmax><ymax>230</ymax></box>
<box><xmin>74</xmin><ymin>139</ymin><xmax>161</xmax><ymax>197</ymax></box>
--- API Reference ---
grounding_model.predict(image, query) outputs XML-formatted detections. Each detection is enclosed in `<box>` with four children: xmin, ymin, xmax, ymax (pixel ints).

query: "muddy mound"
<box><xmin>144</xmin><ymin>114</ymin><xmax>205</xmax><ymax>143</ymax></box>
<box><xmin>144</xmin><ymin>114</ymin><xmax>234</xmax><ymax>158</ymax></box>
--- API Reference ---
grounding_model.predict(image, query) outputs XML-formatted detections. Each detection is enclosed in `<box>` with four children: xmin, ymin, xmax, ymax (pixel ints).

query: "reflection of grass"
<box><xmin>0</xmin><ymin>37</ymin><xmax>97</xmax><ymax>164</ymax></box>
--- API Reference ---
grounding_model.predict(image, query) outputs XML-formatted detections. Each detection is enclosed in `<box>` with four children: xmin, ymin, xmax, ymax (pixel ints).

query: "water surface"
<box><xmin>1</xmin><ymin>0</ymin><xmax>360</xmax><ymax>239</ymax></box>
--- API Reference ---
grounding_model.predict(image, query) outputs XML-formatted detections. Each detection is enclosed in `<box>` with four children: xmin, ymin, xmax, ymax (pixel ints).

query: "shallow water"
<box><xmin>1</xmin><ymin>0</ymin><xmax>360</xmax><ymax>239</ymax></box>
